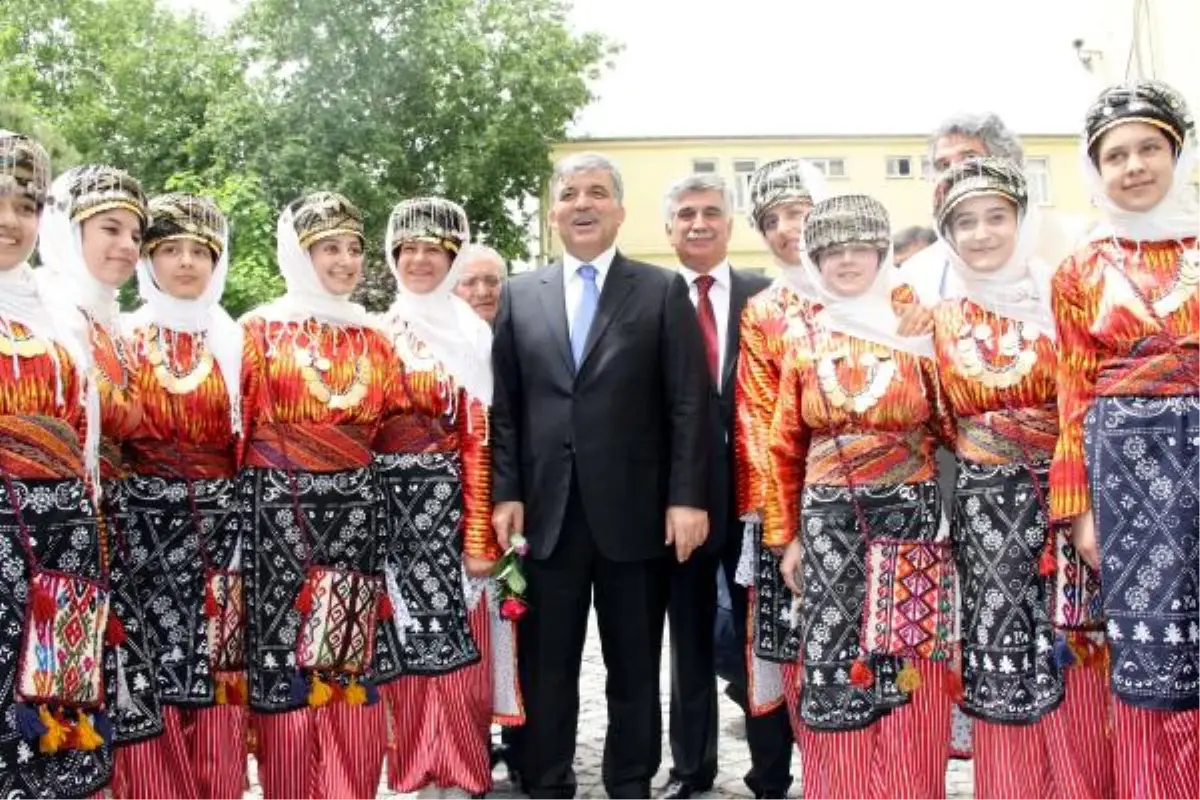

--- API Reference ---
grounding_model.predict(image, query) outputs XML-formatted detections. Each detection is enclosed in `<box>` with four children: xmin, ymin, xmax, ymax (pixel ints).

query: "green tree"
<box><xmin>0</xmin><ymin>101</ymin><xmax>81</xmax><ymax>170</ymax></box>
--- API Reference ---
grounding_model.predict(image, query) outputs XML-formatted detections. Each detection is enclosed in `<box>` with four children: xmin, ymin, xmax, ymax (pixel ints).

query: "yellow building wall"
<box><xmin>542</xmin><ymin>135</ymin><xmax>1094</xmax><ymax>271</ymax></box>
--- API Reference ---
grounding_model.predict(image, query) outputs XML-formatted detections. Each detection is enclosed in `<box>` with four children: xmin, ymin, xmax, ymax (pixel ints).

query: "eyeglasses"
<box><xmin>458</xmin><ymin>275</ymin><xmax>502</xmax><ymax>289</ymax></box>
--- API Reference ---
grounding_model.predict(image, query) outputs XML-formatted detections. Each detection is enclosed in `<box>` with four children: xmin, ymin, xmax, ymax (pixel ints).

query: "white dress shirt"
<box><xmin>678</xmin><ymin>260</ymin><xmax>732</xmax><ymax>390</ymax></box>
<box><xmin>563</xmin><ymin>246</ymin><xmax>617</xmax><ymax>332</ymax></box>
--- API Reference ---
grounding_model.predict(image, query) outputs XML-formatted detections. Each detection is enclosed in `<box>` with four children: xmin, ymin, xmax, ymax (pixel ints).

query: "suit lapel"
<box><xmin>536</xmin><ymin>262</ymin><xmax>575</xmax><ymax>378</ymax></box>
<box><xmin>578</xmin><ymin>252</ymin><xmax>637</xmax><ymax>373</ymax></box>
<box><xmin>723</xmin><ymin>268</ymin><xmax>751</xmax><ymax>395</ymax></box>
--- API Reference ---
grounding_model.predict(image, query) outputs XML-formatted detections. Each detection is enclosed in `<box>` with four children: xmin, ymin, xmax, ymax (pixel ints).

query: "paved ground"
<box><xmin>247</xmin><ymin>611</ymin><xmax>975</xmax><ymax>798</ymax></box>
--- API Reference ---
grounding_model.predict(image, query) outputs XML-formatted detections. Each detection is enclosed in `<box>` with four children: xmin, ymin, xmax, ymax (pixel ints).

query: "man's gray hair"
<box><xmin>928</xmin><ymin>112</ymin><xmax>1025</xmax><ymax>167</ymax></box>
<box><xmin>456</xmin><ymin>243</ymin><xmax>507</xmax><ymax>276</ymax></box>
<box><xmin>550</xmin><ymin>151</ymin><xmax>624</xmax><ymax>203</ymax></box>
<box><xmin>892</xmin><ymin>225</ymin><xmax>937</xmax><ymax>252</ymax></box>
<box><xmin>661</xmin><ymin>173</ymin><xmax>735</xmax><ymax>223</ymax></box>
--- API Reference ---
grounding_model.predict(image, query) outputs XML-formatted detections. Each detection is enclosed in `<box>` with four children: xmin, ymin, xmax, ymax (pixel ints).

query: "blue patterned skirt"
<box><xmin>1086</xmin><ymin>395</ymin><xmax>1199</xmax><ymax>711</ymax></box>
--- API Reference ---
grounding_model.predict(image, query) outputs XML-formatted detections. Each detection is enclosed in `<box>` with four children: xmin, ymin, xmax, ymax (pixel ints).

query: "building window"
<box><xmin>807</xmin><ymin>158</ymin><xmax>846</xmax><ymax>178</ymax></box>
<box><xmin>886</xmin><ymin>156</ymin><xmax>914</xmax><ymax>178</ymax></box>
<box><xmin>692</xmin><ymin>158</ymin><xmax>717</xmax><ymax>174</ymax></box>
<box><xmin>733</xmin><ymin>159</ymin><xmax>758</xmax><ymax>210</ymax></box>
<box><xmin>1024</xmin><ymin>157</ymin><xmax>1053</xmax><ymax>206</ymax></box>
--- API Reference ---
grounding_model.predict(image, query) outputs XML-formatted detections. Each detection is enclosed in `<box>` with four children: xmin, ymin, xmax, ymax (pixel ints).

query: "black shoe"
<box><xmin>660</xmin><ymin>779</ymin><xmax>701</xmax><ymax>799</ymax></box>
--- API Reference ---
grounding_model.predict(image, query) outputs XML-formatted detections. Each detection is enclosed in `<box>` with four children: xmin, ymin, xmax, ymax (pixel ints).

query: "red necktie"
<box><xmin>694</xmin><ymin>274</ymin><xmax>719</xmax><ymax>384</ymax></box>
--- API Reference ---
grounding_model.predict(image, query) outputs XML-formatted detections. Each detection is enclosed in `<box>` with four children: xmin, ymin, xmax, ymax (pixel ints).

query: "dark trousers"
<box><xmin>667</xmin><ymin>533</ymin><xmax>794</xmax><ymax>796</ymax></box>
<box><xmin>518</xmin><ymin>483</ymin><xmax>669</xmax><ymax>799</ymax></box>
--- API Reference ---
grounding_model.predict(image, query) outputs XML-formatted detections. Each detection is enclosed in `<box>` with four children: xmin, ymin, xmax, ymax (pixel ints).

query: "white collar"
<box><xmin>564</xmin><ymin>245</ymin><xmax>617</xmax><ymax>277</ymax></box>
<box><xmin>678</xmin><ymin>259</ymin><xmax>731</xmax><ymax>288</ymax></box>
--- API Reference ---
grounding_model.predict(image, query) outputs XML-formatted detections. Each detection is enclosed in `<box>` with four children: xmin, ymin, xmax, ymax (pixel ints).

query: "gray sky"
<box><xmin>167</xmin><ymin>0</ymin><xmax>1107</xmax><ymax>137</ymax></box>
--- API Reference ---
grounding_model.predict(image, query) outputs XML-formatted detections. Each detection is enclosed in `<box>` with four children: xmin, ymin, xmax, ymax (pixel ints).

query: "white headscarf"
<box><xmin>124</xmin><ymin>227</ymin><xmax>243</xmax><ymax>434</ymax></box>
<box><xmin>36</xmin><ymin>172</ymin><xmax>124</xmax><ymax>326</ymax></box>
<box><xmin>249</xmin><ymin>209</ymin><xmax>382</xmax><ymax>332</ymax></box>
<box><xmin>1084</xmin><ymin>130</ymin><xmax>1200</xmax><ymax>243</ymax></box>
<box><xmin>803</xmin><ymin>244</ymin><xmax>934</xmax><ymax>358</ymax></box>
<box><xmin>380</xmin><ymin>226</ymin><xmax>493</xmax><ymax>407</ymax></box>
<box><xmin>940</xmin><ymin>203</ymin><xmax>1058</xmax><ymax>338</ymax></box>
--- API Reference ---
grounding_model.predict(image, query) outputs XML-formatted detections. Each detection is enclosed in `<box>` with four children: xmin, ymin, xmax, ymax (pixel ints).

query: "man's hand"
<box><xmin>1070</xmin><ymin>510</ymin><xmax>1100</xmax><ymax>571</ymax></box>
<box><xmin>464</xmin><ymin>555</ymin><xmax>496</xmax><ymax>578</ymax></box>
<box><xmin>492</xmin><ymin>501</ymin><xmax>525</xmax><ymax>553</ymax></box>
<box><xmin>895</xmin><ymin>303</ymin><xmax>934</xmax><ymax>337</ymax></box>
<box><xmin>665</xmin><ymin>506</ymin><xmax>709</xmax><ymax>563</ymax></box>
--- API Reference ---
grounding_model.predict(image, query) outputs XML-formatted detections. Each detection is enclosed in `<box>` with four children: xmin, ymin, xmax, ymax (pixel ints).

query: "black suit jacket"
<box><xmin>491</xmin><ymin>252</ymin><xmax>711</xmax><ymax>563</ymax></box>
<box><xmin>697</xmin><ymin>267</ymin><xmax>772</xmax><ymax>556</ymax></box>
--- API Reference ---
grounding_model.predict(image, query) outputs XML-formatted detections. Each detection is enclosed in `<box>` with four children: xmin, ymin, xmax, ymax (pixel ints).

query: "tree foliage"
<box><xmin>1</xmin><ymin>0</ymin><xmax>615</xmax><ymax>312</ymax></box>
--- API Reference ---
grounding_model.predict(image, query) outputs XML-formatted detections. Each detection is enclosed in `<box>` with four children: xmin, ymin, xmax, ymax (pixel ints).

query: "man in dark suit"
<box><xmin>491</xmin><ymin>151</ymin><xmax>711</xmax><ymax>799</ymax></box>
<box><xmin>657</xmin><ymin>174</ymin><xmax>792</xmax><ymax>799</ymax></box>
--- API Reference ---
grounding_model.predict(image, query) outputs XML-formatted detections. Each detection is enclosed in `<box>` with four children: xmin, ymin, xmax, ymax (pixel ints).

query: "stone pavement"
<box><xmin>246</xmin><ymin>611</ymin><xmax>975</xmax><ymax>798</ymax></box>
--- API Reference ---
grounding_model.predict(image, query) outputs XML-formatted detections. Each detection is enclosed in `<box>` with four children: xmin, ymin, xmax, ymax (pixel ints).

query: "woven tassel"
<box><xmin>896</xmin><ymin>663</ymin><xmax>923</xmax><ymax>693</ymax></box>
<box><xmin>328</xmin><ymin>679</ymin><xmax>344</xmax><ymax>704</ymax></box>
<box><xmin>204</xmin><ymin>581</ymin><xmax>220</xmax><ymax>618</ymax></box>
<box><xmin>1054</xmin><ymin>635</ymin><xmax>1077</xmax><ymax>667</ymax></box>
<box><xmin>377</xmin><ymin>593</ymin><xmax>394</xmax><ymax>620</ymax></box>
<box><xmin>226</xmin><ymin>674</ymin><xmax>246</xmax><ymax>707</ymax></box>
<box><xmin>344</xmin><ymin>678</ymin><xmax>367</xmax><ymax>706</ymax></box>
<box><xmin>365</xmin><ymin>681</ymin><xmax>380</xmax><ymax>706</ymax></box>
<box><xmin>849</xmin><ymin>659</ymin><xmax>874</xmax><ymax>688</ymax></box>
<box><xmin>38</xmin><ymin>706</ymin><xmax>69</xmax><ymax>754</ymax></box>
<box><xmin>16</xmin><ymin>703</ymin><xmax>47</xmax><ymax>741</ymax></box>
<box><xmin>294</xmin><ymin>581</ymin><xmax>313</xmax><ymax>614</ymax></box>
<box><xmin>215</xmin><ymin>679</ymin><xmax>228</xmax><ymax>706</ymax></box>
<box><xmin>73</xmin><ymin>711</ymin><xmax>104</xmax><ymax>751</ymax></box>
<box><xmin>946</xmin><ymin>670</ymin><xmax>965</xmax><ymax>702</ymax></box>
<box><xmin>93</xmin><ymin>711</ymin><xmax>114</xmax><ymax>747</ymax></box>
<box><xmin>289</xmin><ymin>671</ymin><xmax>308</xmax><ymax>706</ymax></box>
<box><xmin>106</xmin><ymin>612</ymin><xmax>127</xmax><ymax>646</ymax></box>
<box><xmin>308</xmin><ymin>675</ymin><xmax>333</xmax><ymax>707</ymax></box>
<box><xmin>32</xmin><ymin>583</ymin><xmax>57</xmax><ymax>623</ymax></box>
<box><xmin>1039</xmin><ymin>548</ymin><xmax>1057</xmax><ymax>577</ymax></box>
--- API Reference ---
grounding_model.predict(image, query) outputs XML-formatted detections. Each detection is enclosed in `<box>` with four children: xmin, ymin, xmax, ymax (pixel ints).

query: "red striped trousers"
<box><xmin>801</xmin><ymin>660</ymin><xmax>952</xmax><ymax>799</ymax></box>
<box><xmin>1041</xmin><ymin>664</ymin><xmax>1115</xmax><ymax>798</ymax></box>
<box><xmin>1111</xmin><ymin>701</ymin><xmax>1199</xmax><ymax>799</ymax></box>
<box><xmin>973</xmin><ymin>719</ymin><xmax>1056</xmax><ymax>798</ymax></box>
<box><xmin>385</xmin><ymin>601</ymin><xmax>493</xmax><ymax>795</ymax></box>
<box><xmin>111</xmin><ymin>704</ymin><xmax>247</xmax><ymax>799</ymax></box>
<box><xmin>253</xmin><ymin>702</ymin><xmax>386</xmax><ymax>799</ymax></box>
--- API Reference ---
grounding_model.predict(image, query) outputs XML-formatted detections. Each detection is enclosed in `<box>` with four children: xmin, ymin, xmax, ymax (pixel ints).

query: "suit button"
<box><xmin>564</xmin><ymin>438</ymin><xmax>574</xmax><ymax>453</ymax></box>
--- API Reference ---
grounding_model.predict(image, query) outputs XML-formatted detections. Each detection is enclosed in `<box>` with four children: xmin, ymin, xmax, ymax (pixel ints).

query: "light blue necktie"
<box><xmin>570</xmin><ymin>263</ymin><xmax>599</xmax><ymax>367</ymax></box>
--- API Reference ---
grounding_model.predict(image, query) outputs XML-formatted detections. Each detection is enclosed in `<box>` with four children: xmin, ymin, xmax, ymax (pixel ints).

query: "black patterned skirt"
<box><xmin>751</xmin><ymin>529</ymin><xmax>801</xmax><ymax>664</ymax></box>
<box><xmin>952</xmin><ymin>460</ymin><xmax>1064</xmax><ymax>724</ymax></box>
<box><xmin>375</xmin><ymin>451</ymin><xmax>479</xmax><ymax>677</ymax></box>
<box><xmin>101</xmin><ymin>478</ymin><xmax>162</xmax><ymax>744</ymax></box>
<box><xmin>242</xmin><ymin>465</ymin><xmax>394</xmax><ymax>712</ymax></box>
<box><xmin>0</xmin><ymin>477</ymin><xmax>114</xmax><ymax>798</ymax></box>
<box><xmin>1086</xmin><ymin>395</ymin><xmax>1200</xmax><ymax>711</ymax></box>
<box><xmin>124</xmin><ymin>474</ymin><xmax>243</xmax><ymax>707</ymax></box>
<box><xmin>797</xmin><ymin>480</ymin><xmax>952</xmax><ymax>731</ymax></box>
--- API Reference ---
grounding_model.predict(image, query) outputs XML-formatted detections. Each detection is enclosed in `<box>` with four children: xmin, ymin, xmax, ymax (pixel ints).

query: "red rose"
<box><xmin>500</xmin><ymin>596</ymin><xmax>528</xmax><ymax>621</ymax></box>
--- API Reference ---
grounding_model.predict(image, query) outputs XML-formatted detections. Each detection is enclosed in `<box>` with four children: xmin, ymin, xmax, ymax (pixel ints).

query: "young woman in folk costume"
<box><xmin>766</xmin><ymin>195</ymin><xmax>957</xmax><ymax>799</ymax></box>
<box><xmin>35</xmin><ymin>166</ymin><xmax>164</xmax><ymax>764</ymax></box>
<box><xmin>1051</xmin><ymin>79</ymin><xmax>1199</xmax><ymax>798</ymax></box>
<box><xmin>732</xmin><ymin>158</ymin><xmax>825</xmax><ymax>778</ymax></box>
<box><xmin>113</xmin><ymin>193</ymin><xmax>250</xmax><ymax>798</ymax></box>
<box><xmin>0</xmin><ymin>132</ymin><xmax>121</xmax><ymax>797</ymax></box>
<box><xmin>929</xmin><ymin>157</ymin><xmax>1111</xmax><ymax>798</ymax></box>
<box><xmin>375</xmin><ymin>197</ymin><xmax>516</xmax><ymax>798</ymax></box>
<box><xmin>240</xmin><ymin>191</ymin><xmax>405</xmax><ymax>799</ymax></box>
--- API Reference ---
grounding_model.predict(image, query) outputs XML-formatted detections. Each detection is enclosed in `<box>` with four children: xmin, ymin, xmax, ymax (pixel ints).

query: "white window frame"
<box><xmin>1024</xmin><ymin>157</ymin><xmax>1053</xmax><ymax>206</ymax></box>
<box><xmin>886</xmin><ymin>156</ymin><xmax>915</xmax><ymax>179</ymax></box>
<box><xmin>807</xmin><ymin>157</ymin><xmax>847</xmax><ymax>179</ymax></box>
<box><xmin>732</xmin><ymin>158</ymin><xmax>758</xmax><ymax>211</ymax></box>
<box><xmin>692</xmin><ymin>158</ymin><xmax>717</xmax><ymax>174</ymax></box>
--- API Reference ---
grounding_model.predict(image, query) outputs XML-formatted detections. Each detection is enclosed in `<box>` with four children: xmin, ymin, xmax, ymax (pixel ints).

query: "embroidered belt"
<box><xmin>375</xmin><ymin>414</ymin><xmax>458</xmax><ymax>454</ymax></box>
<box><xmin>0</xmin><ymin>414</ymin><xmax>84</xmax><ymax>479</ymax></box>
<box><xmin>805</xmin><ymin>431</ymin><xmax>933</xmax><ymax>487</ymax></box>
<box><xmin>125</xmin><ymin>438</ymin><xmax>236</xmax><ymax>479</ymax></box>
<box><xmin>1096</xmin><ymin>336</ymin><xmax>1198</xmax><ymax>397</ymax></box>
<box><xmin>956</xmin><ymin>405</ymin><xmax>1057</xmax><ymax>465</ymax></box>
<box><xmin>245</xmin><ymin>422</ymin><xmax>373</xmax><ymax>471</ymax></box>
